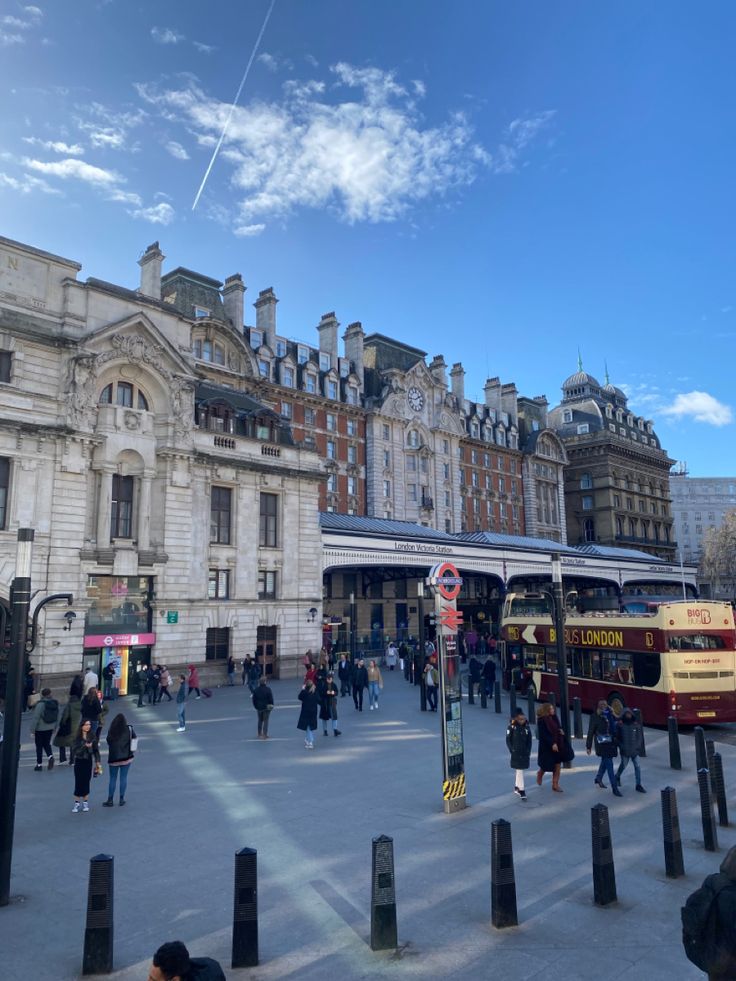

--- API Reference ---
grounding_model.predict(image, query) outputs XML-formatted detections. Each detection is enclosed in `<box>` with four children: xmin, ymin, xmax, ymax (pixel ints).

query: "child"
<box><xmin>506</xmin><ymin>707</ymin><xmax>532</xmax><ymax>800</ymax></box>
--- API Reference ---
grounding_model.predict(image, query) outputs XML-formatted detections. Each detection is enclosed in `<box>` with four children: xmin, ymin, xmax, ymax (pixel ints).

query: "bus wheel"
<box><xmin>608</xmin><ymin>692</ymin><xmax>626</xmax><ymax>718</ymax></box>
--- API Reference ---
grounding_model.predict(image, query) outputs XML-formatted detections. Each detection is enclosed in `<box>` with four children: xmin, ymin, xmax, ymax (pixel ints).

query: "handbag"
<box><xmin>596</xmin><ymin>733</ymin><xmax>613</xmax><ymax>744</ymax></box>
<box><xmin>129</xmin><ymin>725</ymin><xmax>138</xmax><ymax>752</ymax></box>
<box><xmin>27</xmin><ymin>692</ymin><xmax>41</xmax><ymax>708</ymax></box>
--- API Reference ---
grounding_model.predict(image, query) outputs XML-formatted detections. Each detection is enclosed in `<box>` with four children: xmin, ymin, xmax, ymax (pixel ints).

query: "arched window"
<box><xmin>99</xmin><ymin>382</ymin><xmax>148</xmax><ymax>410</ymax></box>
<box><xmin>407</xmin><ymin>430</ymin><xmax>420</xmax><ymax>448</ymax></box>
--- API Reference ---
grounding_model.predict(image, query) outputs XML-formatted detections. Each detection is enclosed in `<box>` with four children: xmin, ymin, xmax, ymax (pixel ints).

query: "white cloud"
<box><xmin>151</xmin><ymin>26</ymin><xmax>184</xmax><ymax>45</ymax></box>
<box><xmin>0</xmin><ymin>4</ymin><xmax>40</xmax><ymax>42</ymax></box>
<box><xmin>234</xmin><ymin>223</ymin><xmax>266</xmax><ymax>237</ymax></box>
<box><xmin>660</xmin><ymin>391</ymin><xmax>733</xmax><ymax>427</ymax></box>
<box><xmin>74</xmin><ymin>103</ymin><xmax>146</xmax><ymax>152</ymax></box>
<box><xmin>130</xmin><ymin>201</ymin><xmax>175</xmax><ymax>225</ymax></box>
<box><xmin>23</xmin><ymin>156</ymin><xmax>121</xmax><ymax>186</ymax></box>
<box><xmin>492</xmin><ymin>110</ymin><xmax>556</xmax><ymax>173</ymax></box>
<box><xmin>137</xmin><ymin>63</ymin><xmax>503</xmax><ymax>229</ymax></box>
<box><xmin>193</xmin><ymin>41</ymin><xmax>215</xmax><ymax>54</ymax></box>
<box><xmin>0</xmin><ymin>171</ymin><xmax>60</xmax><ymax>194</ymax></box>
<box><xmin>22</xmin><ymin>137</ymin><xmax>84</xmax><ymax>155</ymax></box>
<box><xmin>258</xmin><ymin>52</ymin><xmax>279</xmax><ymax>72</ymax></box>
<box><xmin>0</xmin><ymin>30</ymin><xmax>24</xmax><ymax>45</ymax></box>
<box><xmin>165</xmin><ymin>140</ymin><xmax>189</xmax><ymax>160</ymax></box>
<box><xmin>24</xmin><ymin>6</ymin><xmax>43</xmax><ymax>19</ymax></box>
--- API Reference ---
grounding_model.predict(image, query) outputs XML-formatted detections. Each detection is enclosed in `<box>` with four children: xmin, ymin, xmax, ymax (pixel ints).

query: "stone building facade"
<box><xmin>0</xmin><ymin>236</ymin><xmax>324</xmax><ymax>688</ymax></box>
<box><xmin>548</xmin><ymin>367</ymin><xmax>676</xmax><ymax>559</ymax></box>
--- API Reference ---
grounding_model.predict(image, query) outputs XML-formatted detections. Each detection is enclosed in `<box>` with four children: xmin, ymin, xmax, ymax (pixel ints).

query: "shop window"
<box><xmin>206</xmin><ymin>627</ymin><xmax>229</xmax><ymax>660</ymax></box>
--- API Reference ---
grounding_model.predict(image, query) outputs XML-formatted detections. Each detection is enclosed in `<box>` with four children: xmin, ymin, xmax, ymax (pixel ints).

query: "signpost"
<box><xmin>166</xmin><ymin>611</ymin><xmax>179</xmax><ymax>624</ymax></box>
<box><xmin>427</xmin><ymin>561</ymin><xmax>467</xmax><ymax>813</ymax></box>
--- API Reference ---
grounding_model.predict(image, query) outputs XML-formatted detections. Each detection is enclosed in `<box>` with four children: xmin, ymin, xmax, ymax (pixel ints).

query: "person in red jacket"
<box><xmin>187</xmin><ymin>664</ymin><xmax>201</xmax><ymax>699</ymax></box>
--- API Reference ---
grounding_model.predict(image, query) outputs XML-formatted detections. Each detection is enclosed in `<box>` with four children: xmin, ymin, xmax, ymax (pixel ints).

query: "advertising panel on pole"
<box><xmin>428</xmin><ymin>562</ymin><xmax>467</xmax><ymax>813</ymax></box>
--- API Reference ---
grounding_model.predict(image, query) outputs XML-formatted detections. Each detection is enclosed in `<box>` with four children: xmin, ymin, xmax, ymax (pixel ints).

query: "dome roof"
<box><xmin>603</xmin><ymin>382</ymin><xmax>626</xmax><ymax>399</ymax></box>
<box><xmin>563</xmin><ymin>370</ymin><xmax>601</xmax><ymax>390</ymax></box>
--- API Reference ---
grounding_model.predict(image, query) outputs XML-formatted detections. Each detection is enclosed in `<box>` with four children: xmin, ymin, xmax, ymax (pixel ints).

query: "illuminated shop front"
<box><xmin>83</xmin><ymin>576</ymin><xmax>155</xmax><ymax>695</ymax></box>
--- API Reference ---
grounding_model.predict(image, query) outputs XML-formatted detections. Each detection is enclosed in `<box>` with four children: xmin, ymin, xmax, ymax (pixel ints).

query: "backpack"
<box><xmin>682</xmin><ymin>873</ymin><xmax>732</xmax><ymax>971</ymax></box>
<box><xmin>42</xmin><ymin>699</ymin><xmax>59</xmax><ymax>725</ymax></box>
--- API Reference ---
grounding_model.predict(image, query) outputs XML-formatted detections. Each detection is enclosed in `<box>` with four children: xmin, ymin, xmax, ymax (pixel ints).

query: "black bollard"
<box><xmin>706</xmin><ymin>739</ymin><xmax>717</xmax><ymax>795</ymax></box>
<box><xmin>494</xmin><ymin>681</ymin><xmax>501</xmax><ymax>714</ymax></box>
<box><xmin>480</xmin><ymin>684</ymin><xmax>487</xmax><ymax>709</ymax></box>
<box><xmin>573</xmin><ymin>697</ymin><xmax>583</xmax><ymax>739</ymax></box>
<box><xmin>491</xmin><ymin>818</ymin><xmax>518</xmax><ymax>928</ymax></box>
<box><xmin>420</xmin><ymin>679</ymin><xmax>427</xmax><ymax>712</ymax></box>
<box><xmin>509</xmin><ymin>684</ymin><xmax>517</xmax><ymax>717</ymax></box>
<box><xmin>667</xmin><ymin>716</ymin><xmax>682</xmax><ymax>770</ymax></box>
<box><xmin>712</xmin><ymin>752</ymin><xmax>729</xmax><ymax>827</ymax></box>
<box><xmin>82</xmin><ymin>854</ymin><xmax>114</xmax><ymax>975</ymax></box>
<box><xmin>591</xmin><ymin>804</ymin><xmax>617</xmax><ymax>906</ymax></box>
<box><xmin>371</xmin><ymin>835</ymin><xmax>398</xmax><ymax>951</ymax></box>
<box><xmin>232</xmin><ymin>847</ymin><xmax>258</xmax><ymax>968</ymax></box>
<box><xmin>527</xmin><ymin>688</ymin><xmax>535</xmax><ymax>724</ymax></box>
<box><xmin>694</xmin><ymin>726</ymin><xmax>707</xmax><ymax>772</ymax></box>
<box><xmin>467</xmin><ymin>675</ymin><xmax>474</xmax><ymax>705</ymax></box>
<box><xmin>660</xmin><ymin>787</ymin><xmax>685</xmax><ymax>878</ymax></box>
<box><xmin>697</xmin><ymin>767</ymin><xmax>718</xmax><ymax>852</ymax></box>
<box><xmin>633</xmin><ymin>708</ymin><xmax>646</xmax><ymax>758</ymax></box>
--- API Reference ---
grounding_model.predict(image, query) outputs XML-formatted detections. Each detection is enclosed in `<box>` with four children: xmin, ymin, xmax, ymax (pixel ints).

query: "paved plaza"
<box><xmin>4</xmin><ymin>671</ymin><xmax>732</xmax><ymax>980</ymax></box>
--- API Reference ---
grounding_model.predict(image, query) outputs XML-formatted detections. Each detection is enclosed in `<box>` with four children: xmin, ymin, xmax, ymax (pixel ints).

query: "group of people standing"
<box><xmin>505</xmin><ymin>697</ymin><xmax>646</xmax><ymax>799</ymax></box>
<box><xmin>135</xmin><ymin>663</ymin><xmax>175</xmax><ymax>706</ymax></box>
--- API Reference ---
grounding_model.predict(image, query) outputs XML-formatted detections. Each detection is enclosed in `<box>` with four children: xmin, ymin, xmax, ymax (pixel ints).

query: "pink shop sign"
<box><xmin>83</xmin><ymin>632</ymin><xmax>157</xmax><ymax>649</ymax></box>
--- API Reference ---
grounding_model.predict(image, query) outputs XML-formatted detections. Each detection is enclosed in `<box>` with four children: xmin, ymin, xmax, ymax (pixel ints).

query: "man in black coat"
<box><xmin>252</xmin><ymin>677</ymin><xmax>274</xmax><ymax>739</ymax></box>
<box><xmin>149</xmin><ymin>940</ymin><xmax>225</xmax><ymax>980</ymax></box>
<box><xmin>468</xmin><ymin>655</ymin><xmax>482</xmax><ymax>698</ymax></box>
<box><xmin>482</xmin><ymin>656</ymin><xmax>496</xmax><ymax>695</ymax></box>
<box><xmin>337</xmin><ymin>654</ymin><xmax>352</xmax><ymax>697</ymax></box>
<box><xmin>352</xmin><ymin>658</ymin><xmax>368</xmax><ymax>711</ymax></box>
<box><xmin>683</xmin><ymin>845</ymin><xmax>736</xmax><ymax>980</ymax></box>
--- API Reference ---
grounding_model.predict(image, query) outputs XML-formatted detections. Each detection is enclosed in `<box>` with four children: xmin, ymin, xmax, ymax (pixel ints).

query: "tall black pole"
<box><xmin>349</xmin><ymin>591</ymin><xmax>357</xmax><ymax>662</ymax></box>
<box><xmin>551</xmin><ymin>553</ymin><xmax>570</xmax><ymax>747</ymax></box>
<box><xmin>0</xmin><ymin>528</ymin><xmax>34</xmax><ymax>908</ymax></box>
<box><xmin>417</xmin><ymin>582</ymin><xmax>426</xmax><ymax>660</ymax></box>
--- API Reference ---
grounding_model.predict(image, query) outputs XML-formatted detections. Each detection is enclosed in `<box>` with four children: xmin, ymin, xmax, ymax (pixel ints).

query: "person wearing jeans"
<box><xmin>367</xmin><ymin>660</ymin><xmax>383</xmax><ymax>710</ymax></box>
<box><xmin>615</xmin><ymin>708</ymin><xmax>646</xmax><ymax>792</ymax></box>
<box><xmin>176</xmin><ymin>675</ymin><xmax>188</xmax><ymax>731</ymax></box>
<box><xmin>252</xmin><ymin>676</ymin><xmax>274</xmax><ymax>739</ymax></box>
<box><xmin>103</xmin><ymin>712</ymin><xmax>135</xmax><ymax>807</ymax></box>
<box><xmin>586</xmin><ymin>700</ymin><xmax>622</xmax><ymax>797</ymax></box>
<box><xmin>30</xmin><ymin>688</ymin><xmax>57</xmax><ymax>771</ymax></box>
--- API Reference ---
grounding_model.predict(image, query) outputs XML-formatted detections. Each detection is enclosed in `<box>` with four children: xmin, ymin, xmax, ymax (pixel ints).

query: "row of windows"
<box><xmin>99</xmin><ymin>382</ymin><xmax>148</xmax><ymax>411</ymax></box>
<box><xmin>465</xmin><ymin>472</ymin><xmax>518</xmax><ymax>493</ymax></box>
<box><xmin>207</xmin><ymin>568</ymin><xmax>277</xmax><ymax>601</ymax></box>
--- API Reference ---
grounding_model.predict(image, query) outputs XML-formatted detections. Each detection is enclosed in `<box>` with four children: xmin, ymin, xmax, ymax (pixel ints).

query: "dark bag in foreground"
<box><xmin>42</xmin><ymin>699</ymin><xmax>59</xmax><ymax>725</ymax></box>
<box><xmin>681</xmin><ymin>873</ymin><xmax>730</xmax><ymax>971</ymax></box>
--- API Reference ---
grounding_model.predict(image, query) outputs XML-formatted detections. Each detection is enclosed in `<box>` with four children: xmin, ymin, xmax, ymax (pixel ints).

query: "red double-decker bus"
<box><xmin>500</xmin><ymin>594</ymin><xmax>736</xmax><ymax>724</ymax></box>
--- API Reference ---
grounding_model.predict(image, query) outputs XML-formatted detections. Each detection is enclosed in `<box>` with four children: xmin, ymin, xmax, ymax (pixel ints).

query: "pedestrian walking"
<box><xmin>53</xmin><ymin>682</ymin><xmax>82</xmax><ymax>764</ymax></box>
<box><xmin>30</xmin><ymin>687</ymin><xmax>58</xmax><ymax>771</ymax></box>
<box><xmin>80</xmin><ymin>686</ymin><xmax>106</xmax><ymax>738</ymax></box>
<box><xmin>101</xmin><ymin>660</ymin><xmax>115</xmax><ymax>700</ymax></box>
<box><xmin>83</xmin><ymin>665</ymin><xmax>98</xmax><ymax>695</ymax></box>
<box><xmin>252</xmin><ymin>676</ymin><xmax>274</xmax><ymax>739</ymax></box>
<box><xmin>352</xmin><ymin>658</ymin><xmax>368</xmax><ymax>711</ymax></box>
<box><xmin>682</xmin><ymin>844</ymin><xmax>736</xmax><ymax>980</ymax></box>
<box><xmin>423</xmin><ymin>659</ymin><xmax>439</xmax><ymax>711</ymax></box>
<box><xmin>248</xmin><ymin>658</ymin><xmax>261</xmax><ymax>694</ymax></box>
<box><xmin>536</xmin><ymin>702</ymin><xmax>573</xmax><ymax>792</ymax></box>
<box><xmin>297</xmin><ymin>680</ymin><xmax>319</xmax><ymax>749</ymax></box>
<box><xmin>367</xmin><ymin>659</ymin><xmax>383</xmax><ymax>710</ymax></box>
<box><xmin>148</xmin><ymin>940</ymin><xmax>226</xmax><ymax>981</ymax></box>
<box><xmin>158</xmin><ymin>666</ymin><xmax>173</xmax><ymax>702</ymax></box>
<box><xmin>385</xmin><ymin>642</ymin><xmax>398</xmax><ymax>671</ymax></box>
<box><xmin>227</xmin><ymin>654</ymin><xmax>236</xmax><ymax>686</ymax></box>
<box><xmin>103</xmin><ymin>712</ymin><xmax>135</xmax><ymax>807</ymax></box>
<box><xmin>176</xmin><ymin>675</ymin><xmax>188</xmax><ymax>731</ymax></box>
<box><xmin>615</xmin><ymin>708</ymin><xmax>646</xmax><ymax>792</ymax></box>
<box><xmin>72</xmin><ymin>719</ymin><xmax>100</xmax><ymax>813</ymax></box>
<box><xmin>187</xmin><ymin>664</ymin><xmax>201</xmax><ymax>699</ymax></box>
<box><xmin>586</xmin><ymin>699</ymin><xmax>622</xmax><ymax>796</ymax></box>
<box><xmin>146</xmin><ymin>664</ymin><xmax>160</xmax><ymax>704</ymax></box>
<box><xmin>506</xmin><ymin>707</ymin><xmax>532</xmax><ymax>800</ymax></box>
<box><xmin>337</xmin><ymin>653</ymin><xmax>352</xmax><ymax>696</ymax></box>
<box><xmin>136</xmin><ymin>662</ymin><xmax>148</xmax><ymax>708</ymax></box>
<box><xmin>319</xmin><ymin>673</ymin><xmax>341</xmax><ymax>737</ymax></box>
<box><xmin>468</xmin><ymin>654</ymin><xmax>482</xmax><ymax>699</ymax></box>
<box><xmin>241</xmin><ymin>656</ymin><xmax>250</xmax><ymax>686</ymax></box>
<box><xmin>482</xmin><ymin>655</ymin><xmax>496</xmax><ymax>696</ymax></box>
<box><xmin>22</xmin><ymin>666</ymin><xmax>35</xmax><ymax>712</ymax></box>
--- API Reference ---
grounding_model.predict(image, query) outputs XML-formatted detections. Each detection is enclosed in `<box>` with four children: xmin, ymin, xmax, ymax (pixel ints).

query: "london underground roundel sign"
<box><xmin>430</xmin><ymin>561</ymin><xmax>463</xmax><ymax>602</ymax></box>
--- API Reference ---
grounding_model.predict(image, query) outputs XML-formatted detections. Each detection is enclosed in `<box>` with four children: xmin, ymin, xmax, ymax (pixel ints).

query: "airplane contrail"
<box><xmin>192</xmin><ymin>0</ymin><xmax>277</xmax><ymax>211</ymax></box>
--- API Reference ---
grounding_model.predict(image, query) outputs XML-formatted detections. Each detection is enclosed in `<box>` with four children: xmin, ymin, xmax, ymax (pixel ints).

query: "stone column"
<box><xmin>96</xmin><ymin>470</ymin><xmax>113</xmax><ymax>545</ymax></box>
<box><xmin>137</xmin><ymin>473</ymin><xmax>154</xmax><ymax>549</ymax></box>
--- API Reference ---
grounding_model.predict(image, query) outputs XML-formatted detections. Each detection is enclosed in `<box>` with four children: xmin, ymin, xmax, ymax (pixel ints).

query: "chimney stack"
<box><xmin>343</xmin><ymin>321</ymin><xmax>365</xmax><ymax>387</ymax></box>
<box><xmin>428</xmin><ymin>355</ymin><xmax>447</xmax><ymax>390</ymax></box>
<box><xmin>223</xmin><ymin>274</ymin><xmax>246</xmax><ymax>332</ymax></box>
<box><xmin>138</xmin><ymin>241</ymin><xmax>165</xmax><ymax>300</ymax></box>
<box><xmin>450</xmin><ymin>362</ymin><xmax>465</xmax><ymax>403</ymax></box>
<box><xmin>500</xmin><ymin>383</ymin><xmax>518</xmax><ymax>425</ymax></box>
<box><xmin>484</xmin><ymin>377</ymin><xmax>501</xmax><ymax>413</ymax></box>
<box><xmin>318</xmin><ymin>311</ymin><xmax>339</xmax><ymax>368</ymax></box>
<box><xmin>255</xmin><ymin>288</ymin><xmax>278</xmax><ymax>349</ymax></box>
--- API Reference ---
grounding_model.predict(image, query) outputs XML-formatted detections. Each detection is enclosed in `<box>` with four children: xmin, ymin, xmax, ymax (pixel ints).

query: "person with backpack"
<box><xmin>683</xmin><ymin>844</ymin><xmax>736</xmax><ymax>979</ymax></box>
<box><xmin>506</xmin><ymin>707</ymin><xmax>532</xmax><ymax>799</ymax></box>
<box><xmin>30</xmin><ymin>687</ymin><xmax>58</xmax><ymax>770</ymax></box>
<box><xmin>53</xmin><ymin>680</ymin><xmax>83</xmax><ymax>765</ymax></box>
<box><xmin>614</xmin><ymin>708</ymin><xmax>646</xmax><ymax>793</ymax></box>
<box><xmin>586</xmin><ymin>699</ymin><xmax>622</xmax><ymax>796</ymax></box>
<box><xmin>103</xmin><ymin>712</ymin><xmax>136</xmax><ymax>807</ymax></box>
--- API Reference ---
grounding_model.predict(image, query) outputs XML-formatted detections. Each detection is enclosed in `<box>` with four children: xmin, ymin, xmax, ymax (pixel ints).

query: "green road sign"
<box><xmin>166</xmin><ymin>611</ymin><xmax>178</xmax><ymax>624</ymax></box>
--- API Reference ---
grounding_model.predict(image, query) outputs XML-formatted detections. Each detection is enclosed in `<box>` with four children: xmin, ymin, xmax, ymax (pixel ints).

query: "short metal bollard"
<box><xmin>371</xmin><ymin>835</ymin><xmax>398</xmax><ymax>951</ymax></box>
<box><xmin>694</xmin><ymin>726</ymin><xmax>707</xmax><ymax>772</ymax></box>
<box><xmin>480</xmin><ymin>684</ymin><xmax>488</xmax><ymax>709</ymax></box>
<box><xmin>712</xmin><ymin>752</ymin><xmax>729</xmax><ymax>827</ymax></box>
<box><xmin>697</xmin><ymin>767</ymin><xmax>718</xmax><ymax>852</ymax></box>
<box><xmin>467</xmin><ymin>676</ymin><xmax>475</xmax><ymax>705</ymax></box>
<box><xmin>494</xmin><ymin>681</ymin><xmax>501</xmax><ymax>714</ymax></box>
<box><xmin>591</xmin><ymin>804</ymin><xmax>617</xmax><ymax>906</ymax></box>
<box><xmin>706</xmin><ymin>739</ymin><xmax>716</xmax><ymax>795</ymax></box>
<box><xmin>573</xmin><ymin>697</ymin><xmax>583</xmax><ymax>739</ymax></box>
<box><xmin>491</xmin><ymin>818</ymin><xmax>518</xmax><ymax>928</ymax></box>
<box><xmin>660</xmin><ymin>787</ymin><xmax>685</xmax><ymax>878</ymax></box>
<box><xmin>527</xmin><ymin>688</ymin><xmax>535</xmax><ymax>724</ymax></box>
<box><xmin>509</xmin><ymin>684</ymin><xmax>517</xmax><ymax>717</ymax></box>
<box><xmin>232</xmin><ymin>847</ymin><xmax>258</xmax><ymax>969</ymax></box>
<box><xmin>633</xmin><ymin>708</ymin><xmax>646</xmax><ymax>758</ymax></box>
<box><xmin>667</xmin><ymin>716</ymin><xmax>682</xmax><ymax>770</ymax></box>
<box><xmin>420</xmin><ymin>679</ymin><xmax>427</xmax><ymax>712</ymax></box>
<box><xmin>82</xmin><ymin>854</ymin><xmax>114</xmax><ymax>975</ymax></box>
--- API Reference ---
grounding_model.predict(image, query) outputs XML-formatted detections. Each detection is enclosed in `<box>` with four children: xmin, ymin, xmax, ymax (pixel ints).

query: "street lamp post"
<box><xmin>551</xmin><ymin>552</ymin><xmax>570</xmax><ymax>751</ymax></box>
<box><xmin>0</xmin><ymin>529</ymin><xmax>73</xmax><ymax>907</ymax></box>
<box><xmin>349</xmin><ymin>591</ymin><xmax>357</xmax><ymax>662</ymax></box>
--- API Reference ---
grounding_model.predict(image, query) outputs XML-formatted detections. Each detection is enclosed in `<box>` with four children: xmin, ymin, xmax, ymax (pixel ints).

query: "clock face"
<box><xmin>407</xmin><ymin>386</ymin><xmax>424</xmax><ymax>412</ymax></box>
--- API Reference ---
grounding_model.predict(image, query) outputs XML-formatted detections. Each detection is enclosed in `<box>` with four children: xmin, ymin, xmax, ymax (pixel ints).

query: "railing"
<box><xmin>261</xmin><ymin>445</ymin><xmax>281</xmax><ymax>458</ymax></box>
<box><xmin>213</xmin><ymin>435</ymin><xmax>236</xmax><ymax>450</ymax></box>
<box><xmin>421</xmin><ymin>496</ymin><xmax>434</xmax><ymax>509</ymax></box>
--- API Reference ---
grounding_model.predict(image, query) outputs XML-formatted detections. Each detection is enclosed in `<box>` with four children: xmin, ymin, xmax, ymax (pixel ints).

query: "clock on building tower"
<box><xmin>407</xmin><ymin>387</ymin><xmax>424</xmax><ymax>412</ymax></box>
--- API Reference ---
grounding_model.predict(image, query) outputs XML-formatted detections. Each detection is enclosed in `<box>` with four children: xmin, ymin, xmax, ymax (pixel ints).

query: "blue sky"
<box><xmin>1</xmin><ymin>1</ymin><xmax>734</xmax><ymax>476</ymax></box>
